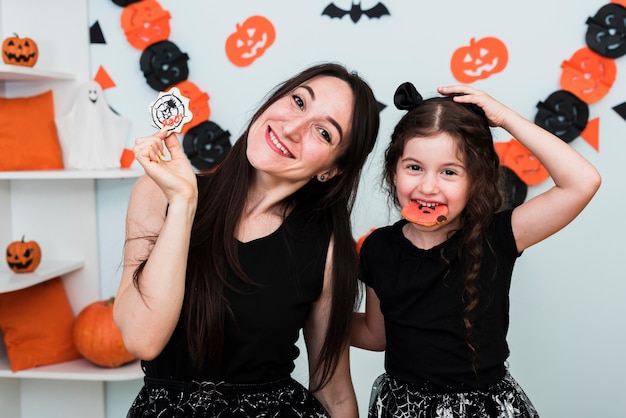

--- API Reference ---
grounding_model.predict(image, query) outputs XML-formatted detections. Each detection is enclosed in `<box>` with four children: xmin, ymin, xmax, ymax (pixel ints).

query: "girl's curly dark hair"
<box><xmin>384</xmin><ymin>84</ymin><xmax>504</xmax><ymax>369</ymax></box>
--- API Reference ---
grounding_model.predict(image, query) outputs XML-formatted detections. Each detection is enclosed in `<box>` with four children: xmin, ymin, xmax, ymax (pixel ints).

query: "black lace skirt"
<box><xmin>368</xmin><ymin>371</ymin><xmax>540</xmax><ymax>418</ymax></box>
<box><xmin>127</xmin><ymin>376</ymin><xmax>330</xmax><ymax>418</ymax></box>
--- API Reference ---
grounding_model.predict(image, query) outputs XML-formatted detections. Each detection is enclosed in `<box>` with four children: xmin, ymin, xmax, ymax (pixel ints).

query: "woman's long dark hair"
<box><xmin>383</xmin><ymin>96</ymin><xmax>503</xmax><ymax>367</ymax></box>
<box><xmin>135</xmin><ymin>63</ymin><xmax>379</xmax><ymax>390</ymax></box>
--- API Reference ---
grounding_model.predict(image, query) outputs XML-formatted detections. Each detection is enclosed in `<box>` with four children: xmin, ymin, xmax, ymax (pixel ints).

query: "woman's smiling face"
<box><xmin>246</xmin><ymin>75</ymin><xmax>354</xmax><ymax>183</ymax></box>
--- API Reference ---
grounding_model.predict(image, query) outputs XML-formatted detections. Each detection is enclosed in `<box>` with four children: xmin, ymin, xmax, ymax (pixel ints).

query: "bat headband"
<box><xmin>393</xmin><ymin>82</ymin><xmax>423</xmax><ymax>111</ymax></box>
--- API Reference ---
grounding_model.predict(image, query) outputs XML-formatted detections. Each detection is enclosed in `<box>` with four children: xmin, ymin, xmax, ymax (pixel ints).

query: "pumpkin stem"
<box><xmin>21</xmin><ymin>234</ymin><xmax>25</xmax><ymax>242</ymax></box>
<box><xmin>105</xmin><ymin>297</ymin><xmax>115</xmax><ymax>306</ymax></box>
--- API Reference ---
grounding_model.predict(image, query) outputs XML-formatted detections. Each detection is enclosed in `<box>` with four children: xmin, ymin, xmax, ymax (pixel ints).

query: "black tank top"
<box><xmin>141</xmin><ymin>204</ymin><xmax>332</xmax><ymax>383</ymax></box>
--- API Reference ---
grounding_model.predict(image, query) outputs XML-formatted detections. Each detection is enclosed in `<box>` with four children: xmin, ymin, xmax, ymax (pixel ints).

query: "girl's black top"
<box><xmin>360</xmin><ymin>210</ymin><xmax>520</xmax><ymax>391</ymax></box>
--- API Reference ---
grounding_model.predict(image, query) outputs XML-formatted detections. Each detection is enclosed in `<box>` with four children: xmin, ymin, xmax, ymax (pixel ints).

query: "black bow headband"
<box><xmin>393</xmin><ymin>82</ymin><xmax>423</xmax><ymax>111</ymax></box>
<box><xmin>393</xmin><ymin>81</ymin><xmax>490</xmax><ymax>128</ymax></box>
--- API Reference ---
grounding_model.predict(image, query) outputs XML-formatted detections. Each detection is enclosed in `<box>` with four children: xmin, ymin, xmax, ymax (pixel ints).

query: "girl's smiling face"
<box><xmin>246</xmin><ymin>75</ymin><xmax>354</xmax><ymax>184</ymax></box>
<box><xmin>395</xmin><ymin>133</ymin><xmax>470</xmax><ymax>234</ymax></box>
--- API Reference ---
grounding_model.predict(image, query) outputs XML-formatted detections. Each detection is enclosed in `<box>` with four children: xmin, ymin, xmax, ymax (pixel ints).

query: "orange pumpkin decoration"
<box><xmin>2</xmin><ymin>33</ymin><xmax>38</xmax><ymax>67</ymax></box>
<box><xmin>121</xmin><ymin>0</ymin><xmax>171</xmax><ymax>50</ymax></box>
<box><xmin>225</xmin><ymin>15</ymin><xmax>276</xmax><ymax>67</ymax></box>
<box><xmin>560</xmin><ymin>46</ymin><xmax>616</xmax><ymax>104</ymax></box>
<box><xmin>173</xmin><ymin>80</ymin><xmax>211</xmax><ymax>133</ymax></box>
<box><xmin>73</xmin><ymin>297</ymin><xmax>136</xmax><ymax>368</ymax></box>
<box><xmin>501</xmin><ymin>139</ymin><xmax>549</xmax><ymax>186</ymax></box>
<box><xmin>6</xmin><ymin>235</ymin><xmax>41</xmax><ymax>273</ymax></box>
<box><xmin>450</xmin><ymin>37</ymin><xmax>508</xmax><ymax>83</ymax></box>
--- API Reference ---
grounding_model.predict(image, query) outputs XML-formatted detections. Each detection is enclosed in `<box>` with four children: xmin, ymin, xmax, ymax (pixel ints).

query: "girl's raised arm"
<box><xmin>440</xmin><ymin>85</ymin><xmax>601</xmax><ymax>253</ymax></box>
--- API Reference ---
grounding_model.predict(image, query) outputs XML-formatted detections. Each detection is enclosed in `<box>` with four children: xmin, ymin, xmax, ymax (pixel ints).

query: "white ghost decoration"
<box><xmin>56</xmin><ymin>80</ymin><xmax>130</xmax><ymax>170</ymax></box>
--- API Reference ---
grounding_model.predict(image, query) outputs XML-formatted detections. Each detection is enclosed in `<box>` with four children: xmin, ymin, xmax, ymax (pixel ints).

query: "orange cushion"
<box><xmin>0</xmin><ymin>90</ymin><xmax>64</xmax><ymax>170</ymax></box>
<box><xmin>0</xmin><ymin>277</ymin><xmax>80</xmax><ymax>372</ymax></box>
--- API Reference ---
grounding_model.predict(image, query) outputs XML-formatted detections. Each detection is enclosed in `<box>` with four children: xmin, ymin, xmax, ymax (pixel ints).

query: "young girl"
<box><xmin>115</xmin><ymin>63</ymin><xmax>380</xmax><ymax>417</ymax></box>
<box><xmin>351</xmin><ymin>82</ymin><xmax>601</xmax><ymax>417</ymax></box>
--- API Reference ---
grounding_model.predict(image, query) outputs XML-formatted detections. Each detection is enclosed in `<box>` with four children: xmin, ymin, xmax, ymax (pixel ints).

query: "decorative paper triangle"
<box><xmin>94</xmin><ymin>66</ymin><xmax>116</xmax><ymax>90</ymax></box>
<box><xmin>90</xmin><ymin>21</ymin><xmax>106</xmax><ymax>44</ymax></box>
<box><xmin>613</xmin><ymin>101</ymin><xmax>626</xmax><ymax>122</ymax></box>
<box><xmin>580</xmin><ymin>117</ymin><xmax>600</xmax><ymax>151</ymax></box>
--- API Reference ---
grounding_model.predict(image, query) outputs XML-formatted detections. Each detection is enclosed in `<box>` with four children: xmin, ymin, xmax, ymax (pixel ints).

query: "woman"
<box><xmin>115</xmin><ymin>63</ymin><xmax>380</xmax><ymax>417</ymax></box>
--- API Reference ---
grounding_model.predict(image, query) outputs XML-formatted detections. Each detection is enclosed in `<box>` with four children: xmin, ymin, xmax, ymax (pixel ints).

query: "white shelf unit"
<box><xmin>0</xmin><ymin>1</ymin><xmax>144</xmax><ymax>417</ymax></box>
<box><xmin>0</xmin><ymin>64</ymin><xmax>75</xmax><ymax>82</ymax></box>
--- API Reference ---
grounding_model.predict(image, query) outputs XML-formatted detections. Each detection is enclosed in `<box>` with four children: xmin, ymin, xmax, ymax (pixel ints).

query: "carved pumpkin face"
<box><xmin>225</xmin><ymin>15</ymin><xmax>276</xmax><ymax>67</ymax></box>
<box><xmin>2</xmin><ymin>34</ymin><xmax>38</xmax><ymax>67</ymax></box>
<box><xmin>450</xmin><ymin>37</ymin><xmax>508</xmax><ymax>83</ymax></box>
<box><xmin>140</xmin><ymin>40</ymin><xmax>189</xmax><ymax>91</ymax></box>
<box><xmin>535</xmin><ymin>90</ymin><xmax>589</xmax><ymax>143</ymax></box>
<box><xmin>121</xmin><ymin>0</ymin><xmax>171</xmax><ymax>51</ymax></box>
<box><xmin>183</xmin><ymin>121</ymin><xmax>231</xmax><ymax>171</ymax></box>
<box><xmin>173</xmin><ymin>81</ymin><xmax>211</xmax><ymax>134</ymax></box>
<box><xmin>501</xmin><ymin>139</ymin><xmax>549</xmax><ymax>186</ymax></box>
<box><xmin>560</xmin><ymin>47</ymin><xmax>616</xmax><ymax>104</ymax></box>
<box><xmin>585</xmin><ymin>3</ymin><xmax>626</xmax><ymax>58</ymax></box>
<box><xmin>6</xmin><ymin>236</ymin><xmax>41</xmax><ymax>273</ymax></box>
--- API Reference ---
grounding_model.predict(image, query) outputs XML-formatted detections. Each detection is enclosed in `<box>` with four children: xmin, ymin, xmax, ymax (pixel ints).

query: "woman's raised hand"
<box><xmin>133</xmin><ymin>129</ymin><xmax>198</xmax><ymax>204</ymax></box>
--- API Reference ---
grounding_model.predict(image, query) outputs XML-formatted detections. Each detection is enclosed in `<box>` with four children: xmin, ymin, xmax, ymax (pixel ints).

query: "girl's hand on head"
<box><xmin>133</xmin><ymin>129</ymin><xmax>198</xmax><ymax>203</ymax></box>
<box><xmin>437</xmin><ymin>85</ymin><xmax>511</xmax><ymax>128</ymax></box>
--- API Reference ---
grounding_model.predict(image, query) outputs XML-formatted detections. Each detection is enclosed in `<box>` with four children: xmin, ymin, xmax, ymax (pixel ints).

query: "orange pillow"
<box><xmin>0</xmin><ymin>277</ymin><xmax>80</xmax><ymax>372</ymax></box>
<box><xmin>0</xmin><ymin>90</ymin><xmax>64</xmax><ymax>170</ymax></box>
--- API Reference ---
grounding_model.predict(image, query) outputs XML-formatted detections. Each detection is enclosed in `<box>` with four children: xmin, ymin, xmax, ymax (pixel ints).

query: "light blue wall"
<box><xmin>89</xmin><ymin>1</ymin><xmax>626</xmax><ymax>416</ymax></box>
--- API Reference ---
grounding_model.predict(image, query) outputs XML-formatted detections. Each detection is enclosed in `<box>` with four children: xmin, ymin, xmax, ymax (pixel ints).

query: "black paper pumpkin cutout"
<box><xmin>183</xmin><ymin>121</ymin><xmax>232</xmax><ymax>171</ymax></box>
<box><xmin>500</xmin><ymin>166</ymin><xmax>527</xmax><ymax>210</ymax></box>
<box><xmin>535</xmin><ymin>90</ymin><xmax>589</xmax><ymax>143</ymax></box>
<box><xmin>139</xmin><ymin>40</ymin><xmax>189</xmax><ymax>91</ymax></box>
<box><xmin>585</xmin><ymin>3</ymin><xmax>626</xmax><ymax>59</ymax></box>
<box><xmin>111</xmin><ymin>0</ymin><xmax>142</xmax><ymax>7</ymax></box>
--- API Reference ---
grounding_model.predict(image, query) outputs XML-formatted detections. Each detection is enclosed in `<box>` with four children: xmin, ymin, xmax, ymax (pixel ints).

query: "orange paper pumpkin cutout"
<box><xmin>225</xmin><ymin>15</ymin><xmax>276</xmax><ymax>67</ymax></box>
<box><xmin>173</xmin><ymin>81</ymin><xmax>211</xmax><ymax>133</ymax></box>
<box><xmin>560</xmin><ymin>47</ymin><xmax>616</xmax><ymax>104</ymax></box>
<box><xmin>493</xmin><ymin>141</ymin><xmax>511</xmax><ymax>162</ymax></box>
<box><xmin>501</xmin><ymin>139</ymin><xmax>549</xmax><ymax>186</ymax></box>
<box><xmin>121</xmin><ymin>0</ymin><xmax>171</xmax><ymax>50</ymax></box>
<box><xmin>450</xmin><ymin>37</ymin><xmax>508</xmax><ymax>83</ymax></box>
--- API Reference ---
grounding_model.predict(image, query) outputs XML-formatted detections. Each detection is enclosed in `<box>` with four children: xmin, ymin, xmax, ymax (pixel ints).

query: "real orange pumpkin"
<box><xmin>6</xmin><ymin>235</ymin><xmax>41</xmax><ymax>273</ymax></box>
<box><xmin>73</xmin><ymin>297</ymin><xmax>136</xmax><ymax>368</ymax></box>
<box><xmin>2</xmin><ymin>33</ymin><xmax>38</xmax><ymax>67</ymax></box>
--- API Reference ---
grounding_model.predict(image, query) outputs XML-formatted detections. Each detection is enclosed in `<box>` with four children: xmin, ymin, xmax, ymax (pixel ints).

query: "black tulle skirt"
<box><xmin>368</xmin><ymin>371</ymin><xmax>540</xmax><ymax>418</ymax></box>
<box><xmin>126</xmin><ymin>376</ymin><xmax>329</xmax><ymax>418</ymax></box>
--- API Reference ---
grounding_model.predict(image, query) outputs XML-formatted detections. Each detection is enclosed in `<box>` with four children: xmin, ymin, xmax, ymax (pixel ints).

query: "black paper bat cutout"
<box><xmin>322</xmin><ymin>2</ymin><xmax>390</xmax><ymax>23</ymax></box>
